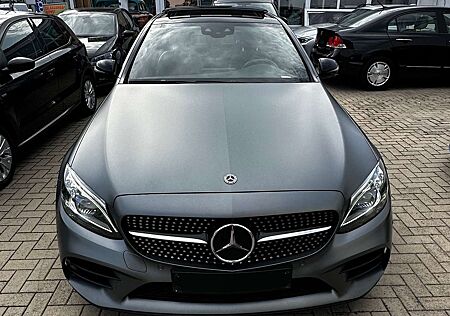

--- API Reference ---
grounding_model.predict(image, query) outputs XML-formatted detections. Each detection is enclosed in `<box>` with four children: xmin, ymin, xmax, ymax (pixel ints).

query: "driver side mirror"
<box><xmin>7</xmin><ymin>57</ymin><xmax>35</xmax><ymax>73</ymax></box>
<box><xmin>317</xmin><ymin>58</ymin><xmax>339</xmax><ymax>79</ymax></box>
<box><xmin>95</xmin><ymin>59</ymin><xmax>116</xmax><ymax>76</ymax></box>
<box><xmin>122</xmin><ymin>30</ymin><xmax>136</xmax><ymax>38</ymax></box>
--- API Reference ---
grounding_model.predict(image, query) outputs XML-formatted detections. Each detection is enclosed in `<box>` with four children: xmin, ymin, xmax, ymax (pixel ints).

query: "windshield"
<box><xmin>337</xmin><ymin>9</ymin><xmax>382</xmax><ymax>27</ymax></box>
<box><xmin>214</xmin><ymin>3</ymin><xmax>277</xmax><ymax>15</ymax></box>
<box><xmin>59</xmin><ymin>13</ymin><xmax>116</xmax><ymax>37</ymax></box>
<box><xmin>129</xmin><ymin>22</ymin><xmax>309</xmax><ymax>83</ymax></box>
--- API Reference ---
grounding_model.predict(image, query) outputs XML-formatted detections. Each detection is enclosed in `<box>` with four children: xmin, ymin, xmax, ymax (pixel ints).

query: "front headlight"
<box><xmin>298</xmin><ymin>36</ymin><xmax>314</xmax><ymax>44</ymax></box>
<box><xmin>339</xmin><ymin>162</ymin><xmax>388</xmax><ymax>233</ymax></box>
<box><xmin>91</xmin><ymin>51</ymin><xmax>114</xmax><ymax>63</ymax></box>
<box><xmin>61</xmin><ymin>165</ymin><xmax>120</xmax><ymax>238</ymax></box>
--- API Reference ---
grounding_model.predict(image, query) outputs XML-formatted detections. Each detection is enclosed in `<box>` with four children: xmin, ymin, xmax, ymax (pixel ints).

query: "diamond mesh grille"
<box><xmin>123</xmin><ymin>211</ymin><xmax>338</xmax><ymax>270</ymax></box>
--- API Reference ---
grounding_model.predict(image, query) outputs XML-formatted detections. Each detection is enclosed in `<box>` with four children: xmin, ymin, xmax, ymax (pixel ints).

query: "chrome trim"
<box><xmin>129</xmin><ymin>231</ymin><xmax>207</xmax><ymax>244</ymax></box>
<box><xmin>404</xmin><ymin>65</ymin><xmax>441</xmax><ymax>69</ymax></box>
<box><xmin>18</xmin><ymin>108</ymin><xmax>71</xmax><ymax>147</ymax></box>
<box><xmin>257</xmin><ymin>226</ymin><xmax>332</xmax><ymax>243</ymax></box>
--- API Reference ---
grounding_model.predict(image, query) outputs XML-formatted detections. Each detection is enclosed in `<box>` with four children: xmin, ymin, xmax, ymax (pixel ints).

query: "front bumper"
<box><xmin>57</xmin><ymin>199</ymin><xmax>392</xmax><ymax>315</ymax></box>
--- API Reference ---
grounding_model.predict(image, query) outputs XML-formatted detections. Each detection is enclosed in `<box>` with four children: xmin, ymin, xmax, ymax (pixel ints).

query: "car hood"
<box><xmin>78</xmin><ymin>35</ymin><xmax>115</xmax><ymax>59</ymax></box>
<box><xmin>70</xmin><ymin>83</ymin><xmax>378</xmax><ymax>204</ymax></box>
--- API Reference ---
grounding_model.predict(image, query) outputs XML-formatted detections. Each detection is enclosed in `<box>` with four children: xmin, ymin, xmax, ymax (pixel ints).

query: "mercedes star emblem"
<box><xmin>210</xmin><ymin>224</ymin><xmax>255</xmax><ymax>263</ymax></box>
<box><xmin>224</xmin><ymin>173</ymin><xmax>237</xmax><ymax>185</ymax></box>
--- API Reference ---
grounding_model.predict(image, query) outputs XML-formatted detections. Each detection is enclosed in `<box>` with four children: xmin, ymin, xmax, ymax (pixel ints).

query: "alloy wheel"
<box><xmin>366</xmin><ymin>61</ymin><xmax>391</xmax><ymax>87</ymax></box>
<box><xmin>84</xmin><ymin>79</ymin><xmax>96</xmax><ymax>110</ymax></box>
<box><xmin>0</xmin><ymin>134</ymin><xmax>12</xmax><ymax>181</ymax></box>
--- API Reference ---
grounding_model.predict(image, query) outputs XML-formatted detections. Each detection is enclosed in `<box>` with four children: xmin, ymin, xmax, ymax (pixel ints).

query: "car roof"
<box><xmin>355</xmin><ymin>4</ymin><xmax>448</xmax><ymax>12</ymax></box>
<box><xmin>0</xmin><ymin>11</ymin><xmax>54</xmax><ymax>26</ymax></box>
<box><xmin>156</xmin><ymin>6</ymin><xmax>279</xmax><ymax>24</ymax></box>
<box><xmin>69</xmin><ymin>7</ymin><xmax>121</xmax><ymax>12</ymax></box>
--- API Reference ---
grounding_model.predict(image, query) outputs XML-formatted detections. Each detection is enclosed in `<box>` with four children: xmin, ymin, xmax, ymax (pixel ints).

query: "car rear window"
<box><xmin>337</xmin><ymin>9</ymin><xmax>383</xmax><ymax>27</ymax></box>
<box><xmin>214</xmin><ymin>3</ymin><xmax>278</xmax><ymax>15</ymax></box>
<box><xmin>128</xmin><ymin>22</ymin><xmax>310</xmax><ymax>83</ymax></box>
<box><xmin>59</xmin><ymin>13</ymin><xmax>116</xmax><ymax>37</ymax></box>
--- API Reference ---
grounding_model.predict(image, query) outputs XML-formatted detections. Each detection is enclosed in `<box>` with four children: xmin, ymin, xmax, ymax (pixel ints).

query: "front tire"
<box><xmin>361</xmin><ymin>58</ymin><xmax>394</xmax><ymax>90</ymax></box>
<box><xmin>78</xmin><ymin>74</ymin><xmax>97</xmax><ymax>116</ymax></box>
<box><xmin>0</xmin><ymin>129</ymin><xmax>16</xmax><ymax>190</ymax></box>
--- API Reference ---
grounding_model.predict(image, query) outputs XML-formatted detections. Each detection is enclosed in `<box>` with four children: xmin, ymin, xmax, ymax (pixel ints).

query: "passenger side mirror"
<box><xmin>95</xmin><ymin>59</ymin><xmax>116</xmax><ymax>76</ymax></box>
<box><xmin>7</xmin><ymin>57</ymin><xmax>35</xmax><ymax>73</ymax></box>
<box><xmin>318</xmin><ymin>58</ymin><xmax>339</xmax><ymax>79</ymax></box>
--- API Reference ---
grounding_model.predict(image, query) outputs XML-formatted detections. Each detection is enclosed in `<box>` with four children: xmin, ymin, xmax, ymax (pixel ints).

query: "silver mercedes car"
<box><xmin>57</xmin><ymin>7</ymin><xmax>392</xmax><ymax>314</ymax></box>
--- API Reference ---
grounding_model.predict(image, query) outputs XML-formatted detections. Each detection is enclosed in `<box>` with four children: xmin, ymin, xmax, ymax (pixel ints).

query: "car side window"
<box><xmin>392</xmin><ymin>12</ymin><xmax>438</xmax><ymax>33</ymax></box>
<box><xmin>117</xmin><ymin>12</ymin><xmax>131</xmax><ymax>30</ymax></box>
<box><xmin>32</xmin><ymin>18</ymin><xmax>70</xmax><ymax>54</ymax></box>
<box><xmin>387</xmin><ymin>19</ymin><xmax>398</xmax><ymax>32</ymax></box>
<box><xmin>1</xmin><ymin>19</ymin><xmax>40</xmax><ymax>62</ymax></box>
<box><xmin>444</xmin><ymin>12</ymin><xmax>450</xmax><ymax>32</ymax></box>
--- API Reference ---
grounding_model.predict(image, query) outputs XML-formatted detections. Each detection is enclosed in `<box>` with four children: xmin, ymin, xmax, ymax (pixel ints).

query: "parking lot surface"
<box><xmin>0</xmin><ymin>82</ymin><xmax>449</xmax><ymax>316</ymax></box>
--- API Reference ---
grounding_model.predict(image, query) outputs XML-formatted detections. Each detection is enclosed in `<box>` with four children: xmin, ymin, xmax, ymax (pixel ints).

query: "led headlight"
<box><xmin>339</xmin><ymin>162</ymin><xmax>388</xmax><ymax>233</ymax></box>
<box><xmin>91</xmin><ymin>51</ymin><xmax>114</xmax><ymax>63</ymax></box>
<box><xmin>61</xmin><ymin>165</ymin><xmax>120</xmax><ymax>238</ymax></box>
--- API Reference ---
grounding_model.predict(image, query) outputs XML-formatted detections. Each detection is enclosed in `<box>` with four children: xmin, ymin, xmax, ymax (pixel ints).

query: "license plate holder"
<box><xmin>172</xmin><ymin>267</ymin><xmax>292</xmax><ymax>295</ymax></box>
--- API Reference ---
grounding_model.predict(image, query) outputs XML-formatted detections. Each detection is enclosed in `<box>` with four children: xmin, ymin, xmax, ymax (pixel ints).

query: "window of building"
<box><xmin>279</xmin><ymin>0</ymin><xmax>305</xmax><ymax>25</ymax></box>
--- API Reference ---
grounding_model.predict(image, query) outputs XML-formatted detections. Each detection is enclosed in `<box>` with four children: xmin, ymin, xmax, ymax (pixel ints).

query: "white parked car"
<box><xmin>0</xmin><ymin>3</ymin><xmax>30</xmax><ymax>11</ymax></box>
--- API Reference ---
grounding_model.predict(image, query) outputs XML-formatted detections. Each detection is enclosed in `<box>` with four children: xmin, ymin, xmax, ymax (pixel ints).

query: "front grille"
<box><xmin>123</xmin><ymin>211</ymin><xmax>339</xmax><ymax>270</ymax></box>
<box><xmin>128</xmin><ymin>278</ymin><xmax>332</xmax><ymax>303</ymax></box>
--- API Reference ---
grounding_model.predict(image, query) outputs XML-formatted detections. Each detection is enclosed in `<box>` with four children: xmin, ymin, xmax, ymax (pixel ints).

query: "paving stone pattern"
<box><xmin>0</xmin><ymin>83</ymin><xmax>449</xmax><ymax>315</ymax></box>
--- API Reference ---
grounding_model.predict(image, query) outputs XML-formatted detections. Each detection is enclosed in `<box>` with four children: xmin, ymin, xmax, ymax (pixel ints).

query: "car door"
<box><xmin>117</xmin><ymin>11</ymin><xmax>137</xmax><ymax>66</ymax></box>
<box><xmin>442</xmin><ymin>9</ymin><xmax>450</xmax><ymax>69</ymax></box>
<box><xmin>119</xmin><ymin>10</ymin><xmax>136</xmax><ymax>48</ymax></box>
<box><xmin>387</xmin><ymin>10</ymin><xmax>445</xmax><ymax>69</ymax></box>
<box><xmin>0</xmin><ymin>18</ymin><xmax>58</xmax><ymax>140</ymax></box>
<box><xmin>31</xmin><ymin>17</ymin><xmax>84</xmax><ymax>113</ymax></box>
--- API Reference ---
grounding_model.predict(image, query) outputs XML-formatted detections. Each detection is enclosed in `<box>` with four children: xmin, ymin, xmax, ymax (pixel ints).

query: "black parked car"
<box><xmin>59</xmin><ymin>8</ymin><xmax>139</xmax><ymax>84</ymax></box>
<box><xmin>311</xmin><ymin>5</ymin><xmax>450</xmax><ymax>90</ymax></box>
<box><xmin>0</xmin><ymin>11</ymin><xmax>97</xmax><ymax>189</ymax></box>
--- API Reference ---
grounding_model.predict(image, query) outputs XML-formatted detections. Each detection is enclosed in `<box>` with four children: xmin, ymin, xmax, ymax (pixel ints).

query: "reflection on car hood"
<box><xmin>71</xmin><ymin>83</ymin><xmax>377</xmax><ymax>204</ymax></box>
<box><xmin>291</xmin><ymin>23</ymin><xmax>335</xmax><ymax>38</ymax></box>
<box><xmin>78</xmin><ymin>35</ymin><xmax>115</xmax><ymax>58</ymax></box>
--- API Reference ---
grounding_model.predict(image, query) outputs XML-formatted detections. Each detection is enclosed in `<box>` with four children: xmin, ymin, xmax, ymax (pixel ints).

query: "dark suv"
<box><xmin>0</xmin><ymin>11</ymin><xmax>96</xmax><ymax>189</ymax></box>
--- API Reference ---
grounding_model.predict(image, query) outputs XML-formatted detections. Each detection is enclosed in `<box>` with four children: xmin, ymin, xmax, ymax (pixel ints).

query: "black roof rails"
<box><xmin>163</xmin><ymin>6</ymin><xmax>267</xmax><ymax>19</ymax></box>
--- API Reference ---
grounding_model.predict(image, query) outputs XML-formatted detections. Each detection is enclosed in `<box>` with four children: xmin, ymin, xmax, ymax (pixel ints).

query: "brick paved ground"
<box><xmin>0</xmin><ymin>81</ymin><xmax>449</xmax><ymax>316</ymax></box>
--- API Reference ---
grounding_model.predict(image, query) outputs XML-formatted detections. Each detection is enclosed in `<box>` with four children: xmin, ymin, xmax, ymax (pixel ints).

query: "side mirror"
<box><xmin>95</xmin><ymin>59</ymin><xmax>116</xmax><ymax>75</ymax></box>
<box><xmin>318</xmin><ymin>58</ymin><xmax>339</xmax><ymax>79</ymax></box>
<box><xmin>7</xmin><ymin>57</ymin><xmax>35</xmax><ymax>73</ymax></box>
<box><xmin>122</xmin><ymin>30</ymin><xmax>136</xmax><ymax>38</ymax></box>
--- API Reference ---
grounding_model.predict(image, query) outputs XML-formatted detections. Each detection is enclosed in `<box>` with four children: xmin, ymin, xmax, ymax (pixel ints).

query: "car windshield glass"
<box><xmin>337</xmin><ymin>8</ymin><xmax>382</xmax><ymax>27</ymax></box>
<box><xmin>59</xmin><ymin>13</ymin><xmax>116</xmax><ymax>37</ymax></box>
<box><xmin>214</xmin><ymin>3</ymin><xmax>277</xmax><ymax>15</ymax></box>
<box><xmin>129</xmin><ymin>22</ymin><xmax>309</xmax><ymax>83</ymax></box>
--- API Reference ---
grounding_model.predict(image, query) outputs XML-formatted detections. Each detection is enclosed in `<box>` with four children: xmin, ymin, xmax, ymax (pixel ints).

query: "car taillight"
<box><xmin>326</xmin><ymin>35</ymin><xmax>346</xmax><ymax>49</ymax></box>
